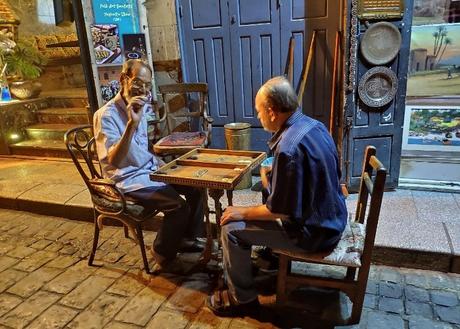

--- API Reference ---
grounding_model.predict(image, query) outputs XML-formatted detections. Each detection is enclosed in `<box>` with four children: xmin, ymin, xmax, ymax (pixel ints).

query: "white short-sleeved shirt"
<box><xmin>93</xmin><ymin>92</ymin><xmax>166</xmax><ymax>193</ymax></box>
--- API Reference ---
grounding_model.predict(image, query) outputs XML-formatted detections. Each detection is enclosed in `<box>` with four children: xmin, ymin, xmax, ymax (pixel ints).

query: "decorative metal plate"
<box><xmin>358</xmin><ymin>0</ymin><xmax>404</xmax><ymax>20</ymax></box>
<box><xmin>361</xmin><ymin>22</ymin><xmax>401</xmax><ymax>65</ymax></box>
<box><xmin>358</xmin><ymin>66</ymin><xmax>398</xmax><ymax>108</ymax></box>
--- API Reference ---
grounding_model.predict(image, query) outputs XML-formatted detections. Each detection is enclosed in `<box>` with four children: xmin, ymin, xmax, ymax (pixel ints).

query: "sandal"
<box><xmin>206</xmin><ymin>289</ymin><xmax>260</xmax><ymax>317</ymax></box>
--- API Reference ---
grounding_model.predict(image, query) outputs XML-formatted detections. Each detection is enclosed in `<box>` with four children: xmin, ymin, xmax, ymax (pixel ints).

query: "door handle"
<box><xmin>231</xmin><ymin>15</ymin><xmax>236</xmax><ymax>24</ymax></box>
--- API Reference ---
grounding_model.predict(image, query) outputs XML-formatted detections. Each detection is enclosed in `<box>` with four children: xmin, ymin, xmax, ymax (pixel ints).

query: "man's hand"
<box><xmin>127</xmin><ymin>96</ymin><xmax>148</xmax><ymax>127</ymax></box>
<box><xmin>220</xmin><ymin>206</ymin><xmax>247</xmax><ymax>226</ymax></box>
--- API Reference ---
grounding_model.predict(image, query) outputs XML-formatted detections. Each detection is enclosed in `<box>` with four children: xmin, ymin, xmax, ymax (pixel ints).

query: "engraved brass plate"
<box><xmin>358</xmin><ymin>0</ymin><xmax>404</xmax><ymax>20</ymax></box>
<box><xmin>361</xmin><ymin>22</ymin><xmax>401</xmax><ymax>65</ymax></box>
<box><xmin>358</xmin><ymin>66</ymin><xmax>398</xmax><ymax>108</ymax></box>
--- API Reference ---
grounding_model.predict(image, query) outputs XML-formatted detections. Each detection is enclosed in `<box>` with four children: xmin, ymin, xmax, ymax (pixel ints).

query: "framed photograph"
<box><xmin>98</xmin><ymin>66</ymin><xmax>122</xmax><ymax>103</ymax></box>
<box><xmin>122</xmin><ymin>34</ymin><xmax>147</xmax><ymax>61</ymax></box>
<box><xmin>402</xmin><ymin>105</ymin><xmax>460</xmax><ymax>151</ymax></box>
<box><xmin>90</xmin><ymin>24</ymin><xmax>123</xmax><ymax>65</ymax></box>
<box><xmin>407</xmin><ymin>23</ymin><xmax>460</xmax><ymax>98</ymax></box>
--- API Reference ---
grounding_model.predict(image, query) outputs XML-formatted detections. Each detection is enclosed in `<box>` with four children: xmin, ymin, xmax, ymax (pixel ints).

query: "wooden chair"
<box><xmin>153</xmin><ymin>83</ymin><xmax>213</xmax><ymax>157</ymax></box>
<box><xmin>274</xmin><ymin>145</ymin><xmax>387</xmax><ymax>324</ymax></box>
<box><xmin>64</xmin><ymin>125</ymin><xmax>159</xmax><ymax>274</ymax></box>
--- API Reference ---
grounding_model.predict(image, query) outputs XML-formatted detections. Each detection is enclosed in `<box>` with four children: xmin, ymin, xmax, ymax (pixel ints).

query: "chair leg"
<box><xmin>135</xmin><ymin>223</ymin><xmax>150</xmax><ymax>274</ymax></box>
<box><xmin>123</xmin><ymin>225</ymin><xmax>129</xmax><ymax>239</ymax></box>
<box><xmin>276</xmin><ymin>254</ymin><xmax>289</xmax><ymax>306</ymax></box>
<box><xmin>349</xmin><ymin>289</ymin><xmax>365</xmax><ymax>324</ymax></box>
<box><xmin>88</xmin><ymin>217</ymin><xmax>100</xmax><ymax>266</ymax></box>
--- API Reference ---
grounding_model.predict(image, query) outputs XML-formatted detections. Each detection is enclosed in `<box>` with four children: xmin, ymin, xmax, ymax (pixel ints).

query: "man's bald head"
<box><xmin>257</xmin><ymin>76</ymin><xmax>298</xmax><ymax>113</ymax></box>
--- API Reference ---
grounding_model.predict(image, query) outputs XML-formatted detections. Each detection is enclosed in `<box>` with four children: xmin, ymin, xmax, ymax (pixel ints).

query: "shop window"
<box><xmin>37</xmin><ymin>0</ymin><xmax>55</xmax><ymax>24</ymax></box>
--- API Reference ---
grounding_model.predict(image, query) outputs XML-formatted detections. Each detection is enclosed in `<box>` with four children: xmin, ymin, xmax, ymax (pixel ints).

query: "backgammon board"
<box><xmin>150</xmin><ymin>148</ymin><xmax>266</xmax><ymax>190</ymax></box>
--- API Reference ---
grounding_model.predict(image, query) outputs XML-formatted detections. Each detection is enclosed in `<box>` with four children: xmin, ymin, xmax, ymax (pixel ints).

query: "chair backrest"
<box><xmin>64</xmin><ymin>124</ymin><xmax>102</xmax><ymax>189</ymax></box>
<box><xmin>158</xmin><ymin>83</ymin><xmax>209</xmax><ymax>135</ymax></box>
<box><xmin>354</xmin><ymin>145</ymin><xmax>387</xmax><ymax>268</ymax></box>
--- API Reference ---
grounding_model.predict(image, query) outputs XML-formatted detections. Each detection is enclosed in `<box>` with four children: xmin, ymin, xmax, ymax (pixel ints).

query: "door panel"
<box><xmin>179</xmin><ymin>0</ymin><xmax>234</xmax><ymax>125</ymax></box>
<box><xmin>229</xmin><ymin>0</ymin><xmax>281</xmax><ymax>127</ymax></box>
<box><xmin>281</xmin><ymin>0</ymin><xmax>340</xmax><ymax>129</ymax></box>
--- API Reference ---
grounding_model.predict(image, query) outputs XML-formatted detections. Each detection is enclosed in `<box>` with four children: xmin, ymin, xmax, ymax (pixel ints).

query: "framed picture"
<box><xmin>402</xmin><ymin>105</ymin><xmax>460</xmax><ymax>151</ymax></box>
<box><xmin>413</xmin><ymin>0</ymin><xmax>460</xmax><ymax>25</ymax></box>
<box><xmin>90</xmin><ymin>24</ymin><xmax>123</xmax><ymax>65</ymax></box>
<box><xmin>98</xmin><ymin>66</ymin><xmax>122</xmax><ymax>103</ymax></box>
<box><xmin>122</xmin><ymin>34</ymin><xmax>147</xmax><ymax>61</ymax></box>
<box><xmin>407</xmin><ymin>23</ymin><xmax>460</xmax><ymax>98</ymax></box>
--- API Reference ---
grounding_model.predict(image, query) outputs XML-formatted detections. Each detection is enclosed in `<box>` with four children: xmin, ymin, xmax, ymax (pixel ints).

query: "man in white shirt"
<box><xmin>93</xmin><ymin>59</ymin><xmax>204</xmax><ymax>274</ymax></box>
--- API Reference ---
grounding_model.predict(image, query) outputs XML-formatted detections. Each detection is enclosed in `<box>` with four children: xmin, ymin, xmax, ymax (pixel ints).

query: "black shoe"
<box><xmin>178</xmin><ymin>239</ymin><xmax>204</xmax><ymax>253</ymax></box>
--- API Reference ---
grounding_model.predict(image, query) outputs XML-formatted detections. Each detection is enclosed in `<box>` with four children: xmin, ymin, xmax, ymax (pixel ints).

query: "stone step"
<box><xmin>25</xmin><ymin>123</ymin><xmax>75</xmax><ymax>141</ymax></box>
<box><xmin>37</xmin><ymin>107</ymin><xmax>89</xmax><ymax>124</ymax></box>
<box><xmin>9</xmin><ymin>139</ymin><xmax>70</xmax><ymax>158</ymax></box>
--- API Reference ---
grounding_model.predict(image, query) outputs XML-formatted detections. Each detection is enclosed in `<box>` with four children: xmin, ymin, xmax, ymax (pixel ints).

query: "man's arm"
<box><xmin>106</xmin><ymin>96</ymin><xmax>147</xmax><ymax>168</ymax></box>
<box><xmin>220</xmin><ymin>205</ymin><xmax>287</xmax><ymax>226</ymax></box>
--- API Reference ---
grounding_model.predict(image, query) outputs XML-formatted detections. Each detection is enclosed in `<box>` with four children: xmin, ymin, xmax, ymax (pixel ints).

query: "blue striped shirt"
<box><xmin>266</xmin><ymin>111</ymin><xmax>347</xmax><ymax>237</ymax></box>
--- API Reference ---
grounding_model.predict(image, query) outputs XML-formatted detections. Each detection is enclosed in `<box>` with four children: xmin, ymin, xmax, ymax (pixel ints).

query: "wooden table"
<box><xmin>150</xmin><ymin>148</ymin><xmax>266</xmax><ymax>265</ymax></box>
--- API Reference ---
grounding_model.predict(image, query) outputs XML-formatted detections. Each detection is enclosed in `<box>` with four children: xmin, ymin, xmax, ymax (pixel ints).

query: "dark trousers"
<box><xmin>126</xmin><ymin>185</ymin><xmax>204</xmax><ymax>260</ymax></box>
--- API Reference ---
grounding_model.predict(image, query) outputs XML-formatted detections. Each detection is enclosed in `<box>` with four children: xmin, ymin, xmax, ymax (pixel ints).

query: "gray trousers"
<box><xmin>221</xmin><ymin>220</ymin><xmax>306</xmax><ymax>303</ymax></box>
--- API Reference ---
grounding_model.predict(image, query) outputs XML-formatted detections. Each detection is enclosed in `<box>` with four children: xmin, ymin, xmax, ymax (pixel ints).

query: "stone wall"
<box><xmin>6</xmin><ymin>0</ymin><xmax>76</xmax><ymax>37</ymax></box>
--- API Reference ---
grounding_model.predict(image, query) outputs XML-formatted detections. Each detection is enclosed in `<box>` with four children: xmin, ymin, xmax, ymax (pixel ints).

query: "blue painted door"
<box><xmin>178</xmin><ymin>0</ymin><xmax>234</xmax><ymax>127</ymax></box>
<box><xmin>178</xmin><ymin>0</ymin><xmax>342</xmax><ymax>150</ymax></box>
<box><xmin>229</xmin><ymin>0</ymin><xmax>281</xmax><ymax>128</ymax></box>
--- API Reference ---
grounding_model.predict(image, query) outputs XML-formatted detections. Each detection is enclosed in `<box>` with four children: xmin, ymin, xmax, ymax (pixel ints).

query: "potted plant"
<box><xmin>0</xmin><ymin>34</ymin><xmax>47</xmax><ymax>99</ymax></box>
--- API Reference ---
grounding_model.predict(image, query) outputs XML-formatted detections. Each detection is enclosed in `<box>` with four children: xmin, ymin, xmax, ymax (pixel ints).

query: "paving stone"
<box><xmin>364</xmin><ymin>294</ymin><xmax>377</xmax><ymax>309</ymax></box>
<box><xmin>379</xmin><ymin>282</ymin><xmax>403</xmax><ymax>298</ymax></box>
<box><xmin>0</xmin><ymin>291</ymin><xmax>60</xmax><ymax>329</ymax></box>
<box><xmin>43</xmin><ymin>263</ymin><xmax>95</xmax><ymax>294</ymax></box>
<box><xmin>165</xmin><ymin>280</ymin><xmax>209</xmax><ymax>313</ymax></box>
<box><xmin>366</xmin><ymin>281</ymin><xmax>378</xmax><ymax>295</ymax></box>
<box><xmin>149</xmin><ymin>273</ymin><xmax>183</xmax><ymax>292</ymax></box>
<box><xmin>0</xmin><ymin>269</ymin><xmax>28</xmax><ymax>293</ymax></box>
<box><xmin>95</xmin><ymin>266</ymin><xmax>127</xmax><ymax>279</ymax></box>
<box><xmin>115</xmin><ymin>287</ymin><xmax>170</xmax><ymax>326</ymax></box>
<box><xmin>406</xmin><ymin>286</ymin><xmax>430</xmax><ymax>303</ymax></box>
<box><xmin>431</xmin><ymin>290</ymin><xmax>459</xmax><ymax>307</ymax></box>
<box><xmin>145</xmin><ymin>309</ymin><xmax>189</xmax><ymax>329</ymax></box>
<box><xmin>430</xmin><ymin>273</ymin><xmax>456</xmax><ymax>290</ymax></box>
<box><xmin>67</xmin><ymin>293</ymin><xmax>127</xmax><ymax>329</ymax></box>
<box><xmin>7</xmin><ymin>266</ymin><xmax>62</xmax><ymax>297</ymax></box>
<box><xmin>406</xmin><ymin>301</ymin><xmax>433</xmax><ymax>319</ymax></box>
<box><xmin>378</xmin><ymin>297</ymin><xmax>404</xmax><ymax>314</ymax></box>
<box><xmin>46</xmin><ymin>255</ymin><xmax>80</xmax><ymax>269</ymax></box>
<box><xmin>59</xmin><ymin>276</ymin><xmax>115</xmax><ymax>309</ymax></box>
<box><xmin>27</xmin><ymin>304</ymin><xmax>78</xmax><ymax>329</ymax></box>
<box><xmin>0</xmin><ymin>242</ymin><xmax>15</xmax><ymax>255</ymax></box>
<box><xmin>104</xmin><ymin>322</ymin><xmax>141</xmax><ymax>329</ymax></box>
<box><xmin>13</xmin><ymin>250</ymin><xmax>56</xmax><ymax>272</ymax></box>
<box><xmin>379</xmin><ymin>267</ymin><xmax>403</xmax><ymax>283</ymax></box>
<box><xmin>405</xmin><ymin>273</ymin><xmax>431</xmax><ymax>289</ymax></box>
<box><xmin>434</xmin><ymin>306</ymin><xmax>460</xmax><ymax>325</ymax></box>
<box><xmin>44</xmin><ymin>242</ymin><xmax>63</xmax><ymax>253</ymax></box>
<box><xmin>0</xmin><ymin>256</ymin><xmax>18</xmax><ymax>272</ymax></box>
<box><xmin>188</xmin><ymin>308</ymin><xmax>233</xmax><ymax>329</ymax></box>
<box><xmin>366</xmin><ymin>311</ymin><xmax>405</xmax><ymax>329</ymax></box>
<box><xmin>107</xmin><ymin>273</ymin><xmax>146</xmax><ymax>297</ymax></box>
<box><xmin>29</xmin><ymin>239</ymin><xmax>53</xmax><ymax>250</ymax></box>
<box><xmin>408</xmin><ymin>315</ymin><xmax>454</xmax><ymax>329</ymax></box>
<box><xmin>0</xmin><ymin>294</ymin><xmax>23</xmax><ymax>317</ymax></box>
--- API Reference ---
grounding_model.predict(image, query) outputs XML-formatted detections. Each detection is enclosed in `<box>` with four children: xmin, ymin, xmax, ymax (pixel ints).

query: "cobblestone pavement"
<box><xmin>0</xmin><ymin>208</ymin><xmax>459</xmax><ymax>329</ymax></box>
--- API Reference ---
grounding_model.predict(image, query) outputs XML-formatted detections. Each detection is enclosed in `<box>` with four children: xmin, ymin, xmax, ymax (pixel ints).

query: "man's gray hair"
<box><xmin>121</xmin><ymin>59</ymin><xmax>152</xmax><ymax>78</ymax></box>
<box><xmin>260</xmin><ymin>76</ymin><xmax>298</xmax><ymax>113</ymax></box>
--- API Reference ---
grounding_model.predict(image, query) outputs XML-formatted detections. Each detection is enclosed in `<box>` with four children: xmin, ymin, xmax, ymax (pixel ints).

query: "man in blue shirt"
<box><xmin>93</xmin><ymin>59</ymin><xmax>204</xmax><ymax>274</ymax></box>
<box><xmin>207</xmin><ymin>76</ymin><xmax>347</xmax><ymax>316</ymax></box>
